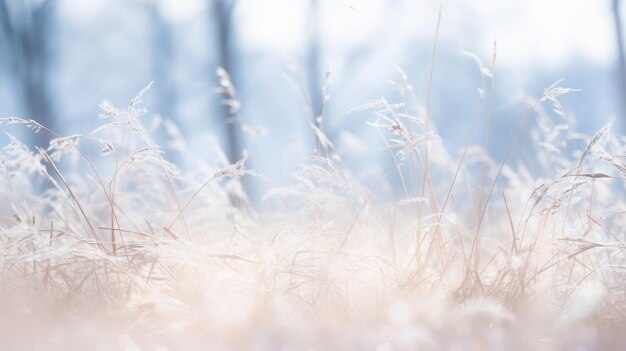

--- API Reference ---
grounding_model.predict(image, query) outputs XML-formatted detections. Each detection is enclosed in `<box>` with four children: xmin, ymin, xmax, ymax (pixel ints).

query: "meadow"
<box><xmin>0</xmin><ymin>33</ymin><xmax>625</xmax><ymax>351</ymax></box>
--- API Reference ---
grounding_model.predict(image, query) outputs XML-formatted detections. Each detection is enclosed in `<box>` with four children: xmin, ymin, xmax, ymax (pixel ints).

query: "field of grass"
<box><xmin>1</xmin><ymin>43</ymin><xmax>625</xmax><ymax>350</ymax></box>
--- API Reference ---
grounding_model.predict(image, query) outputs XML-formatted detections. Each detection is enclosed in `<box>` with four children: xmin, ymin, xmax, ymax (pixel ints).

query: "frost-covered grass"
<box><xmin>1</xmin><ymin>62</ymin><xmax>626</xmax><ymax>350</ymax></box>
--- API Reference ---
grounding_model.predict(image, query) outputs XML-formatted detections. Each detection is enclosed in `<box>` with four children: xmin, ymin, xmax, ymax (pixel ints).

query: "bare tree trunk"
<box><xmin>307</xmin><ymin>0</ymin><xmax>330</xmax><ymax>157</ymax></box>
<box><xmin>612</xmin><ymin>0</ymin><xmax>626</xmax><ymax>131</ymax></box>
<box><xmin>213</xmin><ymin>0</ymin><xmax>241</xmax><ymax>164</ymax></box>
<box><xmin>211</xmin><ymin>0</ymin><xmax>256</xmax><ymax>208</ymax></box>
<box><xmin>307</xmin><ymin>0</ymin><xmax>322</xmax><ymax>123</ymax></box>
<box><xmin>307</xmin><ymin>0</ymin><xmax>325</xmax><ymax>154</ymax></box>
<box><xmin>0</xmin><ymin>0</ymin><xmax>55</xmax><ymax>148</ymax></box>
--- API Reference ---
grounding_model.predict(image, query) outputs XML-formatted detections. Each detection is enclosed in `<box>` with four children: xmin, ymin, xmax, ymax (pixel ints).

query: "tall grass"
<box><xmin>0</xmin><ymin>42</ymin><xmax>625</xmax><ymax>351</ymax></box>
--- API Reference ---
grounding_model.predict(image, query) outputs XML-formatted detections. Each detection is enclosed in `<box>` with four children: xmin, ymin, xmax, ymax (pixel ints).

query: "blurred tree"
<box><xmin>284</xmin><ymin>0</ymin><xmax>329</xmax><ymax>157</ymax></box>
<box><xmin>0</xmin><ymin>0</ymin><xmax>56</xmax><ymax>147</ymax></box>
<box><xmin>306</xmin><ymin>0</ymin><xmax>334</xmax><ymax>157</ymax></box>
<box><xmin>212</xmin><ymin>0</ymin><xmax>242</xmax><ymax>164</ymax></box>
<box><xmin>612</xmin><ymin>0</ymin><xmax>626</xmax><ymax>130</ymax></box>
<box><xmin>212</xmin><ymin>0</ymin><xmax>255</xmax><ymax>206</ymax></box>
<box><xmin>307</xmin><ymin>0</ymin><xmax>323</xmax><ymax>131</ymax></box>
